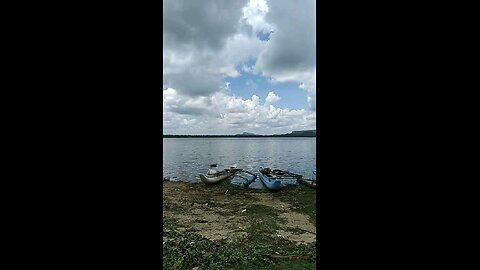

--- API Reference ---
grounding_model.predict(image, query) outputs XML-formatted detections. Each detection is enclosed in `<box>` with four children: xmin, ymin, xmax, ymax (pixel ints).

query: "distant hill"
<box><xmin>235</xmin><ymin>132</ymin><xmax>257</xmax><ymax>136</ymax></box>
<box><xmin>284</xmin><ymin>130</ymin><xmax>316</xmax><ymax>137</ymax></box>
<box><xmin>164</xmin><ymin>130</ymin><xmax>316</xmax><ymax>138</ymax></box>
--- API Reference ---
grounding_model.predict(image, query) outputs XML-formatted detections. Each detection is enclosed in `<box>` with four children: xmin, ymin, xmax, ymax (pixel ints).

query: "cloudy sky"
<box><xmin>163</xmin><ymin>0</ymin><xmax>316</xmax><ymax>135</ymax></box>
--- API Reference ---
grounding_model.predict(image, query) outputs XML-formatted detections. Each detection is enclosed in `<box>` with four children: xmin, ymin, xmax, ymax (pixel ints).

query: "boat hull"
<box><xmin>199</xmin><ymin>171</ymin><xmax>233</xmax><ymax>185</ymax></box>
<box><xmin>258</xmin><ymin>172</ymin><xmax>282</xmax><ymax>191</ymax></box>
<box><xmin>244</xmin><ymin>174</ymin><xmax>257</xmax><ymax>186</ymax></box>
<box><xmin>298</xmin><ymin>178</ymin><xmax>316</xmax><ymax>189</ymax></box>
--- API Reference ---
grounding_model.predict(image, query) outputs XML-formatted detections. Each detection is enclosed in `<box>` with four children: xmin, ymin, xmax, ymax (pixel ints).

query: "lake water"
<box><xmin>163</xmin><ymin>137</ymin><xmax>316</xmax><ymax>188</ymax></box>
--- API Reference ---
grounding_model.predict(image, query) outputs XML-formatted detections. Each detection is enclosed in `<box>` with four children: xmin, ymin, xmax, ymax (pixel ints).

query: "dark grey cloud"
<box><xmin>169</xmin><ymin>105</ymin><xmax>210</xmax><ymax>116</ymax></box>
<box><xmin>163</xmin><ymin>0</ymin><xmax>264</xmax><ymax>97</ymax></box>
<box><xmin>257</xmin><ymin>39</ymin><xmax>314</xmax><ymax>75</ymax></box>
<box><xmin>254</xmin><ymin>0</ymin><xmax>316</xmax><ymax>110</ymax></box>
<box><xmin>163</xmin><ymin>68</ymin><xmax>222</xmax><ymax>97</ymax></box>
<box><xmin>256</xmin><ymin>0</ymin><xmax>315</xmax><ymax>78</ymax></box>
<box><xmin>163</xmin><ymin>0</ymin><xmax>248</xmax><ymax>50</ymax></box>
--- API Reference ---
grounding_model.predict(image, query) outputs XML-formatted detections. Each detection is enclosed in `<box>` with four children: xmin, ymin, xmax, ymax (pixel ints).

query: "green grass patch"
<box><xmin>163</xmin><ymin>201</ymin><xmax>316</xmax><ymax>269</ymax></box>
<box><xmin>163</xmin><ymin>181</ymin><xmax>317</xmax><ymax>269</ymax></box>
<box><xmin>163</xmin><ymin>230</ymin><xmax>316</xmax><ymax>270</ymax></box>
<box><xmin>273</xmin><ymin>186</ymin><xmax>316</xmax><ymax>225</ymax></box>
<box><xmin>271</xmin><ymin>259</ymin><xmax>316</xmax><ymax>270</ymax></box>
<box><xmin>245</xmin><ymin>204</ymin><xmax>286</xmax><ymax>234</ymax></box>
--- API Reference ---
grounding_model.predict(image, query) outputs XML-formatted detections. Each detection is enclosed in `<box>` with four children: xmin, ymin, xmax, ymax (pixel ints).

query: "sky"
<box><xmin>163</xmin><ymin>0</ymin><xmax>316</xmax><ymax>135</ymax></box>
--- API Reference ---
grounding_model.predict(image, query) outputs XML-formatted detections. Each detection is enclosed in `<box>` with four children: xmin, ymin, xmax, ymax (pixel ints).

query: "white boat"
<box><xmin>199</xmin><ymin>165</ymin><xmax>238</xmax><ymax>185</ymax></box>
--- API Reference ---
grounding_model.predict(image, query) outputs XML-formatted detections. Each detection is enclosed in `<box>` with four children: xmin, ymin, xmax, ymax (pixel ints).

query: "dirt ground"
<box><xmin>163</xmin><ymin>181</ymin><xmax>316</xmax><ymax>245</ymax></box>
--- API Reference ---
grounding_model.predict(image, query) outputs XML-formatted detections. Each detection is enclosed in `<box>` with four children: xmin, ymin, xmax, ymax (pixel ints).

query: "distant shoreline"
<box><xmin>163</xmin><ymin>134</ymin><xmax>316</xmax><ymax>138</ymax></box>
<box><xmin>164</xmin><ymin>130</ymin><xmax>316</xmax><ymax>138</ymax></box>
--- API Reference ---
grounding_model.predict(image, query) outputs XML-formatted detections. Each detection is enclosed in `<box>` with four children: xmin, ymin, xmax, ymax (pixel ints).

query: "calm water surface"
<box><xmin>163</xmin><ymin>137</ymin><xmax>316</xmax><ymax>187</ymax></box>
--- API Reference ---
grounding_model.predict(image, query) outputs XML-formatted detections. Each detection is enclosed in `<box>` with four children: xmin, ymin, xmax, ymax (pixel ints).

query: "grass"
<box><xmin>163</xmin><ymin>180</ymin><xmax>317</xmax><ymax>269</ymax></box>
<box><xmin>284</xmin><ymin>227</ymin><xmax>310</xmax><ymax>235</ymax></box>
<box><xmin>273</xmin><ymin>185</ymin><xmax>316</xmax><ymax>225</ymax></box>
<box><xmin>163</xmin><ymin>227</ymin><xmax>316</xmax><ymax>270</ymax></box>
<box><xmin>163</xmin><ymin>202</ymin><xmax>316</xmax><ymax>269</ymax></box>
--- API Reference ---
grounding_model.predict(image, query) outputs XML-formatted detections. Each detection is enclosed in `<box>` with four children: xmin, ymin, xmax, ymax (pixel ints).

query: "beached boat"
<box><xmin>199</xmin><ymin>164</ymin><xmax>239</xmax><ymax>185</ymax></box>
<box><xmin>258</xmin><ymin>169</ymin><xmax>281</xmax><ymax>191</ymax></box>
<box><xmin>298</xmin><ymin>178</ymin><xmax>316</xmax><ymax>188</ymax></box>
<box><xmin>199</xmin><ymin>169</ymin><xmax>233</xmax><ymax>185</ymax></box>
<box><xmin>231</xmin><ymin>170</ymin><xmax>257</xmax><ymax>187</ymax></box>
<box><xmin>258</xmin><ymin>168</ymin><xmax>302</xmax><ymax>191</ymax></box>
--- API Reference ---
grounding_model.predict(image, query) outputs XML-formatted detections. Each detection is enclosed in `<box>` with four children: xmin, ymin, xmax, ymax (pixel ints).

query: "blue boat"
<box><xmin>258</xmin><ymin>169</ymin><xmax>281</xmax><ymax>191</ymax></box>
<box><xmin>231</xmin><ymin>170</ymin><xmax>257</xmax><ymax>187</ymax></box>
<box><xmin>258</xmin><ymin>168</ymin><xmax>302</xmax><ymax>191</ymax></box>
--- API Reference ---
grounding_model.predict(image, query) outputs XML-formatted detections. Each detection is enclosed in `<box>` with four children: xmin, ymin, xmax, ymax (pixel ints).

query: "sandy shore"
<box><xmin>163</xmin><ymin>180</ymin><xmax>316</xmax><ymax>244</ymax></box>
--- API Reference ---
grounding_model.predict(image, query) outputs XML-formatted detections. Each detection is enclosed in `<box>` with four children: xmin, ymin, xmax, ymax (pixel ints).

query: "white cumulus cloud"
<box><xmin>265</xmin><ymin>91</ymin><xmax>280</xmax><ymax>104</ymax></box>
<box><xmin>163</xmin><ymin>0</ymin><xmax>316</xmax><ymax>133</ymax></box>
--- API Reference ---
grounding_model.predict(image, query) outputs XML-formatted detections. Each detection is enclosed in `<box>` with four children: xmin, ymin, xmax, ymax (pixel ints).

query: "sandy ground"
<box><xmin>163</xmin><ymin>181</ymin><xmax>316</xmax><ymax>244</ymax></box>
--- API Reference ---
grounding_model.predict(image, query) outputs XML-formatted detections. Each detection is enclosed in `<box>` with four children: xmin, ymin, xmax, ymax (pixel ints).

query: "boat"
<box><xmin>258</xmin><ymin>168</ymin><xmax>281</xmax><ymax>191</ymax></box>
<box><xmin>199</xmin><ymin>169</ymin><xmax>234</xmax><ymax>185</ymax></box>
<box><xmin>199</xmin><ymin>164</ymin><xmax>239</xmax><ymax>185</ymax></box>
<box><xmin>258</xmin><ymin>168</ymin><xmax>302</xmax><ymax>191</ymax></box>
<box><xmin>298</xmin><ymin>178</ymin><xmax>316</xmax><ymax>188</ymax></box>
<box><xmin>231</xmin><ymin>170</ymin><xmax>257</xmax><ymax>187</ymax></box>
<box><xmin>298</xmin><ymin>169</ymin><xmax>316</xmax><ymax>188</ymax></box>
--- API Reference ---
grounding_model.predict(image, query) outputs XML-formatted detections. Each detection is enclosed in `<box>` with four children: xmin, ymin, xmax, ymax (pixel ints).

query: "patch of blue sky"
<box><xmin>256</xmin><ymin>30</ymin><xmax>273</xmax><ymax>41</ymax></box>
<box><xmin>224</xmin><ymin>61</ymin><xmax>308</xmax><ymax>110</ymax></box>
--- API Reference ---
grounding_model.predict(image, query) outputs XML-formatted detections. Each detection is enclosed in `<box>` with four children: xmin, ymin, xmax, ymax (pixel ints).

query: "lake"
<box><xmin>163</xmin><ymin>137</ymin><xmax>316</xmax><ymax>187</ymax></box>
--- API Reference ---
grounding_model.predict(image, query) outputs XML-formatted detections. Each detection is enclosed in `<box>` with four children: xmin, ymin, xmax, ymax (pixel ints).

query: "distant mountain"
<box><xmin>284</xmin><ymin>130</ymin><xmax>316</xmax><ymax>137</ymax></box>
<box><xmin>235</xmin><ymin>132</ymin><xmax>257</xmax><ymax>136</ymax></box>
<box><xmin>163</xmin><ymin>130</ymin><xmax>316</xmax><ymax>137</ymax></box>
